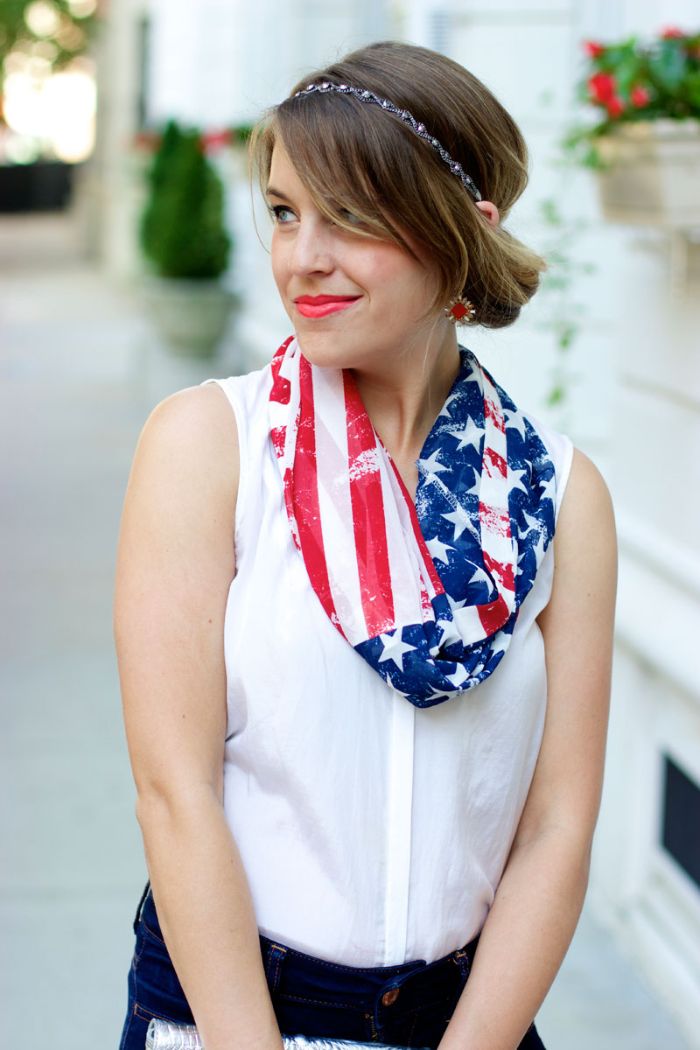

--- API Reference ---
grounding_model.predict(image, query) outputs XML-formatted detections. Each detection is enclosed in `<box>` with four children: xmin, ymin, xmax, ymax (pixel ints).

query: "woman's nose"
<box><xmin>289</xmin><ymin>218</ymin><xmax>335</xmax><ymax>275</ymax></box>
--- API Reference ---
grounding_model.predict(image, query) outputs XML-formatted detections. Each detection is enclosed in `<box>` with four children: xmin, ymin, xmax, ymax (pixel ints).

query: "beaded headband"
<box><xmin>290</xmin><ymin>81</ymin><xmax>483</xmax><ymax>203</ymax></box>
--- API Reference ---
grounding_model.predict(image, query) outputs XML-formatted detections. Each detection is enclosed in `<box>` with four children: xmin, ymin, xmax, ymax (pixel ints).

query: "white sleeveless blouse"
<box><xmin>200</xmin><ymin>362</ymin><xmax>574</xmax><ymax>968</ymax></box>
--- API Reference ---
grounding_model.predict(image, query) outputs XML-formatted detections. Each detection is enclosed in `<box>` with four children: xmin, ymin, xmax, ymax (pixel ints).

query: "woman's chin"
<box><xmin>294</xmin><ymin>329</ymin><xmax>368</xmax><ymax>370</ymax></box>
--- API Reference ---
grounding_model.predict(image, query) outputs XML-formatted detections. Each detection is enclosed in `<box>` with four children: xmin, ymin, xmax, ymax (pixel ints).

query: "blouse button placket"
<box><xmin>382</xmin><ymin>692</ymin><xmax>415</xmax><ymax>964</ymax></box>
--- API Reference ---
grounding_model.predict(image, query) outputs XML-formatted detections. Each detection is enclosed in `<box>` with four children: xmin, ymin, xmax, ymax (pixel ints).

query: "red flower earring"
<box><xmin>445</xmin><ymin>297</ymin><xmax>476</xmax><ymax>325</ymax></box>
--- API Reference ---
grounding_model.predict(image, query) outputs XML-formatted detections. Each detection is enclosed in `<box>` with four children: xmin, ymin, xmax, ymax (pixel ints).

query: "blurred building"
<box><xmin>90</xmin><ymin>0</ymin><xmax>700</xmax><ymax>1045</ymax></box>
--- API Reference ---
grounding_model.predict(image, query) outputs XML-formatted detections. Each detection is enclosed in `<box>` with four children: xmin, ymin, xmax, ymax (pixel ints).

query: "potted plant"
<box><xmin>139</xmin><ymin>119</ymin><xmax>237</xmax><ymax>358</ymax></box>
<box><xmin>564</xmin><ymin>27</ymin><xmax>700</xmax><ymax>226</ymax></box>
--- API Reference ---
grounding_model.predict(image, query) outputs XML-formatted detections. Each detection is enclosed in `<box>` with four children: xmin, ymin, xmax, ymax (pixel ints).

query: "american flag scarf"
<box><xmin>269</xmin><ymin>335</ymin><xmax>556</xmax><ymax>708</ymax></box>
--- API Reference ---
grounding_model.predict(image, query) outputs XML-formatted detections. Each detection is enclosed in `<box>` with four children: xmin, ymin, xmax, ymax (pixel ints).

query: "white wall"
<box><xmin>574</xmin><ymin>6</ymin><xmax>700</xmax><ymax>1045</ymax></box>
<box><xmin>587</xmin><ymin>2</ymin><xmax>698</xmax><ymax>1044</ymax></box>
<box><xmin>145</xmin><ymin>0</ymin><xmax>392</xmax><ymax>125</ymax></box>
<box><xmin>90</xmin><ymin>0</ymin><xmax>152</xmax><ymax>276</ymax></box>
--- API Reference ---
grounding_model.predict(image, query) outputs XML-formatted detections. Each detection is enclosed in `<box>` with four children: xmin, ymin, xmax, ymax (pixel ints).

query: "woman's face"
<box><xmin>266</xmin><ymin>140</ymin><xmax>448</xmax><ymax>372</ymax></box>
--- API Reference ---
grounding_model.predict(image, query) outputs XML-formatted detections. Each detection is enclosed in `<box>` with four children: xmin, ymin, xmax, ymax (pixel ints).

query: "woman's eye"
<box><xmin>269</xmin><ymin>204</ymin><xmax>295</xmax><ymax>224</ymax></box>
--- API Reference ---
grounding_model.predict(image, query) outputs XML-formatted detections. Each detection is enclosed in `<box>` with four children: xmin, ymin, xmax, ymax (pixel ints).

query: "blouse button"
<box><xmin>381</xmin><ymin>987</ymin><xmax>400</xmax><ymax>1006</ymax></box>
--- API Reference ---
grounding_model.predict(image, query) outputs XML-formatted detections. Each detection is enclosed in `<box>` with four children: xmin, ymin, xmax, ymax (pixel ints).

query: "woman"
<box><xmin>115</xmin><ymin>40</ymin><xmax>617</xmax><ymax>1050</ymax></box>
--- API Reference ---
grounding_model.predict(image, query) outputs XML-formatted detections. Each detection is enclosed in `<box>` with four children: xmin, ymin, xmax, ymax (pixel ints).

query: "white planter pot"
<box><xmin>141</xmin><ymin>277</ymin><xmax>239</xmax><ymax>358</ymax></box>
<box><xmin>595</xmin><ymin>119</ymin><xmax>700</xmax><ymax>228</ymax></box>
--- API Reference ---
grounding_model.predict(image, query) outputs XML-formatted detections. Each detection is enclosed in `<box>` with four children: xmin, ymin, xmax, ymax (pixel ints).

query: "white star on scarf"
<box><xmin>446</xmin><ymin>592</ymin><xmax>467</xmax><ymax>613</ymax></box>
<box><xmin>532</xmin><ymin>530</ymin><xmax>547</xmax><ymax>566</ymax></box>
<box><xmin>463</xmin><ymin>365</ymin><xmax>482</xmax><ymax>388</ymax></box>
<box><xmin>377</xmin><ymin>629</ymin><xmax>417</xmax><ymax>672</ymax></box>
<box><xmin>538</xmin><ymin>473</ymin><xmax>556</xmax><ymax>503</ymax></box>
<box><xmin>504</xmin><ymin>405</ymin><xmax>527</xmax><ymax>439</ymax></box>
<box><xmin>436</xmin><ymin>616</ymin><xmax>463</xmax><ymax>649</ymax></box>
<box><xmin>447</xmin><ymin>416</ymin><xmax>485</xmax><ymax>452</ymax></box>
<box><xmin>438</xmin><ymin>390</ymin><xmax>462</xmax><ymax>419</ymax></box>
<box><xmin>418</xmin><ymin>449</ymin><xmax>450</xmax><ymax>476</ymax></box>
<box><xmin>424</xmin><ymin>687</ymin><xmax>453</xmax><ymax>703</ymax></box>
<box><xmin>426</xmin><ymin>535</ymin><xmax>454</xmax><ymax>564</ymax></box>
<box><xmin>509</xmin><ymin>468</ymin><xmax>530</xmax><ymax>495</ymax></box>
<box><xmin>521</xmin><ymin>509</ymin><xmax>541</xmax><ymax>538</ymax></box>
<box><xmin>469</xmin><ymin>564</ymin><xmax>492</xmax><ymax>588</ymax></box>
<box><xmin>442</xmin><ymin>503</ymin><xmax>477</xmax><ymax>541</ymax></box>
<box><xmin>516</xmin><ymin>530</ymin><xmax>547</xmax><ymax>574</ymax></box>
<box><xmin>496</xmin><ymin>630</ymin><xmax>513</xmax><ymax>654</ymax></box>
<box><xmin>465</xmin><ymin>465</ymin><xmax>481</xmax><ymax>496</ymax></box>
<box><xmin>446</xmin><ymin>663</ymin><xmax>470</xmax><ymax>687</ymax></box>
<box><xmin>485</xmin><ymin>632</ymin><xmax>510</xmax><ymax>664</ymax></box>
<box><xmin>383</xmin><ymin>677</ymin><xmax>412</xmax><ymax>698</ymax></box>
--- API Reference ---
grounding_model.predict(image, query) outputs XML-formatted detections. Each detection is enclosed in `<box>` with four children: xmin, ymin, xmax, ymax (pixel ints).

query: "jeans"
<box><xmin>118</xmin><ymin>882</ymin><xmax>546</xmax><ymax>1049</ymax></box>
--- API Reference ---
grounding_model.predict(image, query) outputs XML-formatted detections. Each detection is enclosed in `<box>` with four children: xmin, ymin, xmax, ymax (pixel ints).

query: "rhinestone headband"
<box><xmin>290</xmin><ymin>81</ymin><xmax>483</xmax><ymax>203</ymax></box>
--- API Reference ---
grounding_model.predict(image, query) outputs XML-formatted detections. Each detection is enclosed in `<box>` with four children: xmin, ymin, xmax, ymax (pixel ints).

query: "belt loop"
<box><xmin>453</xmin><ymin>949</ymin><xmax>470</xmax><ymax>980</ymax></box>
<box><xmin>132</xmin><ymin>879</ymin><xmax>151</xmax><ymax>934</ymax></box>
<box><xmin>452</xmin><ymin>939</ymin><xmax>476</xmax><ymax>980</ymax></box>
<box><xmin>264</xmin><ymin>942</ymin><xmax>289</xmax><ymax>993</ymax></box>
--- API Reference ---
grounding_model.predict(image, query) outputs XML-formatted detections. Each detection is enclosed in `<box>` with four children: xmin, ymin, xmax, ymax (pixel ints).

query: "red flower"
<box><xmin>588</xmin><ymin>72</ymin><xmax>617</xmax><ymax>103</ymax></box>
<box><xmin>201</xmin><ymin>129</ymin><xmax>233</xmax><ymax>152</ymax></box>
<box><xmin>660</xmin><ymin>26</ymin><xmax>685</xmax><ymax>39</ymax></box>
<box><xmin>606</xmin><ymin>96</ymin><xmax>625</xmax><ymax>118</ymax></box>
<box><xmin>630</xmin><ymin>85</ymin><xmax>651</xmax><ymax>107</ymax></box>
<box><xmin>584</xmin><ymin>40</ymin><xmax>605</xmax><ymax>58</ymax></box>
<box><xmin>132</xmin><ymin>130</ymin><xmax>159</xmax><ymax>151</ymax></box>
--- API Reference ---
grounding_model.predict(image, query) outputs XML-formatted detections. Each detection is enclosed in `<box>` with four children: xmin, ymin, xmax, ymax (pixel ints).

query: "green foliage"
<box><xmin>139</xmin><ymin>119</ymin><xmax>232</xmax><ymax>280</ymax></box>
<box><xmin>561</xmin><ymin>126</ymin><xmax>608</xmax><ymax>171</ymax></box>
<box><xmin>0</xmin><ymin>0</ymin><xmax>99</xmax><ymax>81</ymax></box>
<box><xmin>563</xmin><ymin>28</ymin><xmax>700</xmax><ymax>167</ymax></box>
<box><xmin>534</xmin><ymin>196</ymin><xmax>595</xmax><ymax>416</ymax></box>
<box><xmin>231</xmin><ymin>123</ymin><xmax>253</xmax><ymax>144</ymax></box>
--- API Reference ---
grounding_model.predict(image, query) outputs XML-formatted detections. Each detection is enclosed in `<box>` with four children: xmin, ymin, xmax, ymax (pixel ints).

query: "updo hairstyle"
<box><xmin>249</xmin><ymin>40</ymin><xmax>546</xmax><ymax>329</ymax></box>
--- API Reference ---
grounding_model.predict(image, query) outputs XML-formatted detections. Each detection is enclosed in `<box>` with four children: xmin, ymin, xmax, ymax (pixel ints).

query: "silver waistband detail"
<box><xmin>146</xmin><ymin>1018</ymin><xmax>426</xmax><ymax>1050</ymax></box>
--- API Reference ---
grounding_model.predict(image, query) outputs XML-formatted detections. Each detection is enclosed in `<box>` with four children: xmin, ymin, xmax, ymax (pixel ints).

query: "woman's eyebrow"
<box><xmin>265</xmin><ymin>186</ymin><xmax>289</xmax><ymax>200</ymax></box>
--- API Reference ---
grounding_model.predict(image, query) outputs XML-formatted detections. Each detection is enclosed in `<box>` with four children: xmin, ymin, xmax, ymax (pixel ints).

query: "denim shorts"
<box><xmin>118</xmin><ymin>881</ymin><xmax>546</xmax><ymax>1049</ymax></box>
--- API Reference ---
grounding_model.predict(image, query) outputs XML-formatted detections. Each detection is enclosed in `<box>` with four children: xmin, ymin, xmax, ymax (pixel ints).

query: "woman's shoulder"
<box><xmin>146</xmin><ymin>380</ymin><xmax>240</xmax><ymax>460</ymax></box>
<box><xmin>132</xmin><ymin>381</ymin><xmax>242</xmax><ymax>527</ymax></box>
<box><xmin>561</xmin><ymin>445</ymin><xmax>615</xmax><ymax>532</ymax></box>
<box><xmin>115</xmin><ymin>384</ymin><xmax>242</xmax><ymax>628</ymax></box>
<box><xmin>142</xmin><ymin>361</ymin><xmax>272</xmax><ymax>469</ymax></box>
<box><xmin>532</xmin><ymin>438</ymin><xmax>616</xmax><ymax>643</ymax></box>
<box><xmin>549</xmin><ymin>442</ymin><xmax>617</xmax><ymax>588</ymax></box>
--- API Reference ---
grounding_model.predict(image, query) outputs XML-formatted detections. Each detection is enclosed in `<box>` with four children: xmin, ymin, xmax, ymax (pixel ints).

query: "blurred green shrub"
<box><xmin>139</xmin><ymin>119</ymin><xmax>232</xmax><ymax>280</ymax></box>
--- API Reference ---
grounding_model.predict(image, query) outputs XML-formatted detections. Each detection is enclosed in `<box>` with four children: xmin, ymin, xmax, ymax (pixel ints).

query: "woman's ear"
<box><xmin>475</xmin><ymin>201</ymin><xmax>500</xmax><ymax>226</ymax></box>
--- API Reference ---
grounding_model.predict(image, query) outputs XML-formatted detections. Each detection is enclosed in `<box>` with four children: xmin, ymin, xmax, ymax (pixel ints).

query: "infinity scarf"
<box><xmin>269</xmin><ymin>336</ymin><xmax>556</xmax><ymax>708</ymax></box>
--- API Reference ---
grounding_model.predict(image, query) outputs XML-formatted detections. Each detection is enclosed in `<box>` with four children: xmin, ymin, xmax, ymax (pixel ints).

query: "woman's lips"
<box><xmin>294</xmin><ymin>295</ymin><xmax>361</xmax><ymax>319</ymax></box>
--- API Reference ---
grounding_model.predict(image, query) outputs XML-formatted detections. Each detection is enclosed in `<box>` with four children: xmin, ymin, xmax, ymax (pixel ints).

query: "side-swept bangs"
<box><xmin>248</xmin><ymin>42</ymin><xmax>547</xmax><ymax>329</ymax></box>
<box><xmin>249</xmin><ymin>92</ymin><xmax>469</xmax><ymax>315</ymax></box>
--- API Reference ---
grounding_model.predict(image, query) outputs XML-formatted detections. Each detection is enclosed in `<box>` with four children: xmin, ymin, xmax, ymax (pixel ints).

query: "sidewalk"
<box><xmin>0</xmin><ymin>213</ymin><xmax>690</xmax><ymax>1049</ymax></box>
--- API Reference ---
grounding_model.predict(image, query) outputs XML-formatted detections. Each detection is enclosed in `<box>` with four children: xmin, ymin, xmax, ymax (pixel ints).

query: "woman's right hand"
<box><xmin>114</xmin><ymin>382</ymin><xmax>284</xmax><ymax>1050</ymax></box>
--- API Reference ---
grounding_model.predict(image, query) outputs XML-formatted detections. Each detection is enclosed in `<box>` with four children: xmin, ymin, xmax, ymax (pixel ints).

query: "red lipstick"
<box><xmin>294</xmin><ymin>294</ymin><xmax>361</xmax><ymax>319</ymax></box>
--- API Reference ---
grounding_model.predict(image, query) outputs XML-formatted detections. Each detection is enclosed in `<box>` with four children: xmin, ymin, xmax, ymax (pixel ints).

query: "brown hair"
<box><xmin>249</xmin><ymin>41</ymin><xmax>546</xmax><ymax>328</ymax></box>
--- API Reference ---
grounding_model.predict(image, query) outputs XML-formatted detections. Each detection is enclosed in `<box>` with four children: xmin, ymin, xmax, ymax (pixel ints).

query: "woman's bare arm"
<box><xmin>438</xmin><ymin>448</ymin><xmax>617</xmax><ymax>1050</ymax></box>
<box><xmin>114</xmin><ymin>383</ymin><xmax>284</xmax><ymax>1050</ymax></box>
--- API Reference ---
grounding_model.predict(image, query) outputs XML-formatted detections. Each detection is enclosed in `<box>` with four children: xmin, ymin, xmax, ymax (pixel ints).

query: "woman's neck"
<box><xmin>350</xmin><ymin>328</ymin><xmax>461</xmax><ymax>464</ymax></box>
